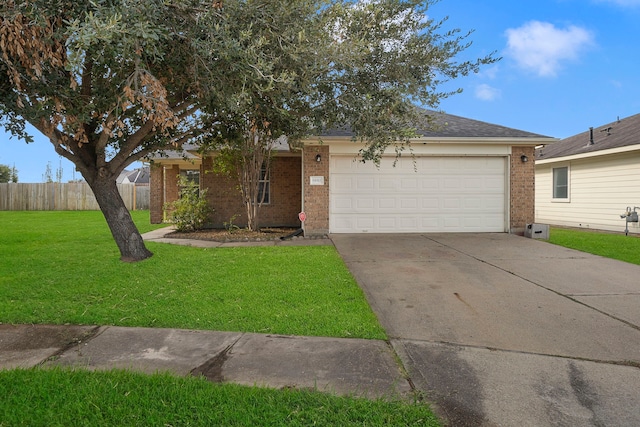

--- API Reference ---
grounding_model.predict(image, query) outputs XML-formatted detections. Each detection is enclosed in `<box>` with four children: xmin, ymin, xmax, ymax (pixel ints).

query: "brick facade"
<box><xmin>200</xmin><ymin>155</ymin><xmax>302</xmax><ymax>228</ymax></box>
<box><xmin>302</xmin><ymin>145</ymin><xmax>330</xmax><ymax>236</ymax></box>
<box><xmin>149</xmin><ymin>163</ymin><xmax>164</xmax><ymax>224</ymax></box>
<box><xmin>165</xmin><ymin>165</ymin><xmax>181</xmax><ymax>206</ymax></box>
<box><xmin>510</xmin><ymin>146</ymin><xmax>535</xmax><ymax>234</ymax></box>
<box><xmin>151</xmin><ymin>156</ymin><xmax>301</xmax><ymax>228</ymax></box>
<box><xmin>151</xmin><ymin>145</ymin><xmax>536</xmax><ymax>235</ymax></box>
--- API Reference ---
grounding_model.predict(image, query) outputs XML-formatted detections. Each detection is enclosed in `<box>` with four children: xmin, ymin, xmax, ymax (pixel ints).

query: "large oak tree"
<box><xmin>204</xmin><ymin>0</ymin><xmax>498</xmax><ymax>231</ymax></box>
<box><xmin>1</xmin><ymin>0</ymin><xmax>496</xmax><ymax>260</ymax></box>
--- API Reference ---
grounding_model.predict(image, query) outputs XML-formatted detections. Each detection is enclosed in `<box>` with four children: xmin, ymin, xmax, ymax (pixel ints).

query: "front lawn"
<box><xmin>549</xmin><ymin>227</ymin><xmax>640</xmax><ymax>265</ymax></box>
<box><xmin>0</xmin><ymin>211</ymin><xmax>385</xmax><ymax>339</ymax></box>
<box><xmin>0</xmin><ymin>212</ymin><xmax>442</xmax><ymax>426</ymax></box>
<box><xmin>0</xmin><ymin>368</ymin><xmax>441</xmax><ymax>426</ymax></box>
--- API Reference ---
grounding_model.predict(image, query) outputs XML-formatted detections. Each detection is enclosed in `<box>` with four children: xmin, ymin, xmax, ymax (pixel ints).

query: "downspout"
<box><xmin>300</xmin><ymin>149</ymin><xmax>305</xmax><ymax>235</ymax></box>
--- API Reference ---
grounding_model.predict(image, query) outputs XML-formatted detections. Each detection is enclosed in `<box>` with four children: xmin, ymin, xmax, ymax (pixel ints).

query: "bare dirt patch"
<box><xmin>166</xmin><ymin>227</ymin><xmax>300</xmax><ymax>242</ymax></box>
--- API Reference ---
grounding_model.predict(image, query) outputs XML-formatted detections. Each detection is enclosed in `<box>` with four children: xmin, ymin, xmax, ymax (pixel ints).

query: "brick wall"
<box><xmin>165</xmin><ymin>164</ymin><xmax>181</xmax><ymax>216</ymax></box>
<box><xmin>150</xmin><ymin>163</ymin><xmax>164</xmax><ymax>224</ymax></box>
<box><xmin>302</xmin><ymin>145</ymin><xmax>330</xmax><ymax>236</ymax></box>
<box><xmin>200</xmin><ymin>155</ymin><xmax>302</xmax><ymax>228</ymax></box>
<box><xmin>150</xmin><ymin>163</ymin><xmax>180</xmax><ymax>224</ymax></box>
<box><xmin>510</xmin><ymin>146</ymin><xmax>535</xmax><ymax>234</ymax></box>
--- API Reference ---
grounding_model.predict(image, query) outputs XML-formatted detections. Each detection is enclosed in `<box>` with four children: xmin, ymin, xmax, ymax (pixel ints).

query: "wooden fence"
<box><xmin>0</xmin><ymin>183</ymin><xmax>149</xmax><ymax>211</ymax></box>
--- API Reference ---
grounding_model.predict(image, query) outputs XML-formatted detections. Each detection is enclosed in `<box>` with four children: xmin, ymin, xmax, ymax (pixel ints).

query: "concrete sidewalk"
<box><xmin>0</xmin><ymin>324</ymin><xmax>411</xmax><ymax>399</ymax></box>
<box><xmin>1</xmin><ymin>230</ymin><xmax>407</xmax><ymax>402</ymax></box>
<box><xmin>0</xmin><ymin>227</ymin><xmax>412</xmax><ymax>398</ymax></box>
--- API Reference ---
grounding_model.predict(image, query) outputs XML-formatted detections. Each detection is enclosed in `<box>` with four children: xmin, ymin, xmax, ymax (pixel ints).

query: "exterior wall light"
<box><xmin>520</xmin><ymin>154</ymin><xmax>529</xmax><ymax>163</ymax></box>
<box><xmin>315</xmin><ymin>154</ymin><xmax>322</xmax><ymax>162</ymax></box>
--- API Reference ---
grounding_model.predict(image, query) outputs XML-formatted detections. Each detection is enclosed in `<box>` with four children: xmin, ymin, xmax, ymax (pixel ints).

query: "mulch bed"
<box><xmin>166</xmin><ymin>227</ymin><xmax>301</xmax><ymax>242</ymax></box>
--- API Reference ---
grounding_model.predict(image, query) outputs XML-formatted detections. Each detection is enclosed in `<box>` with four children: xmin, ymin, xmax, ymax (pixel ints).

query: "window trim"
<box><xmin>551</xmin><ymin>165</ymin><xmax>570</xmax><ymax>202</ymax></box>
<box><xmin>179</xmin><ymin>169</ymin><xmax>201</xmax><ymax>198</ymax></box>
<box><xmin>257</xmin><ymin>164</ymin><xmax>270</xmax><ymax>205</ymax></box>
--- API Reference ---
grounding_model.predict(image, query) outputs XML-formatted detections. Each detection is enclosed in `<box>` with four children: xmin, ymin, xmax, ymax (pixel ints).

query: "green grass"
<box><xmin>0</xmin><ymin>212</ymin><xmax>441</xmax><ymax>426</ymax></box>
<box><xmin>549</xmin><ymin>227</ymin><xmax>640</xmax><ymax>265</ymax></box>
<box><xmin>0</xmin><ymin>368</ymin><xmax>441</xmax><ymax>426</ymax></box>
<box><xmin>0</xmin><ymin>211</ymin><xmax>385</xmax><ymax>339</ymax></box>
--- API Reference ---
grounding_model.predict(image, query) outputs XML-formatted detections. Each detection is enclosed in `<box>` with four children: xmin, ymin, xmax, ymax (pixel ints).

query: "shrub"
<box><xmin>165</xmin><ymin>176</ymin><xmax>212</xmax><ymax>232</ymax></box>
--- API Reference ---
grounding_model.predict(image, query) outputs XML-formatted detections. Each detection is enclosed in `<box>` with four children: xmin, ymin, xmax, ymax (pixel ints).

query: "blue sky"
<box><xmin>432</xmin><ymin>0</ymin><xmax>640</xmax><ymax>137</ymax></box>
<box><xmin>1</xmin><ymin>0</ymin><xmax>639</xmax><ymax>182</ymax></box>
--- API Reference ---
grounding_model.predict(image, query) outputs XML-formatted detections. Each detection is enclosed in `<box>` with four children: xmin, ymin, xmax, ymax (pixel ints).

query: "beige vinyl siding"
<box><xmin>535</xmin><ymin>151</ymin><xmax>640</xmax><ymax>234</ymax></box>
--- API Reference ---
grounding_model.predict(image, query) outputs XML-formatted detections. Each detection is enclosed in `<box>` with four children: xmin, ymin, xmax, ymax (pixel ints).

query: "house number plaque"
<box><xmin>310</xmin><ymin>176</ymin><xmax>325</xmax><ymax>186</ymax></box>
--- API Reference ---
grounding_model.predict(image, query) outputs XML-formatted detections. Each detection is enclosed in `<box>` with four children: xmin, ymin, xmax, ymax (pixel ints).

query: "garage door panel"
<box><xmin>356</xmin><ymin>178</ymin><xmax>375</xmax><ymax>190</ymax></box>
<box><xmin>356</xmin><ymin>217</ymin><xmax>375</xmax><ymax>229</ymax></box>
<box><xmin>330</xmin><ymin>156</ymin><xmax>506</xmax><ymax>233</ymax></box>
<box><xmin>378</xmin><ymin>217</ymin><xmax>397</xmax><ymax>229</ymax></box>
<box><xmin>400</xmin><ymin>198</ymin><xmax>418</xmax><ymax>209</ymax></box>
<box><xmin>333</xmin><ymin>197</ymin><xmax>353</xmax><ymax>210</ymax></box>
<box><xmin>421</xmin><ymin>197</ymin><xmax>440</xmax><ymax>209</ymax></box>
<box><xmin>421</xmin><ymin>178</ymin><xmax>439</xmax><ymax>189</ymax></box>
<box><xmin>379</xmin><ymin>198</ymin><xmax>396</xmax><ymax>209</ymax></box>
<box><xmin>443</xmin><ymin>178</ymin><xmax>463</xmax><ymax>189</ymax></box>
<box><xmin>485</xmin><ymin>176</ymin><xmax>504</xmax><ymax>188</ymax></box>
<box><xmin>379</xmin><ymin>179</ymin><xmax>397</xmax><ymax>190</ymax></box>
<box><xmin>356</xmin><ymin>198</ymin><xmax>375</xmax><ymax>209</ymax></box>
<box><xmin>334</xmin><ymin>177</ymin><xmax>354</xmax><ymax>190</ymax></box>
<box><xmin>483</xmin><ymin>196</ymin><xmax>505</xmax><ymax>209</ymax></box>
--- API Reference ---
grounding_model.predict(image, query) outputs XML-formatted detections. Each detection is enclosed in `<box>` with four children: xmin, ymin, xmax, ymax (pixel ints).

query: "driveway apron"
<box><xmin>332</xmin><ymin>233</ymin><xmax>640</xmax><ymax>427</ymax></box>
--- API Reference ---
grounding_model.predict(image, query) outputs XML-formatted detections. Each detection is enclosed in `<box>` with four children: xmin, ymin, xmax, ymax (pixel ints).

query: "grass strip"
<box><xmin>548</xmin><ymin>227</ymin><xmax>640</xmax><ymax>265</ymax></box>
<box><xmin>0</xmin><ymin>211</ymin><xmax>385</xmax><ymax>339</ymax></box>
<box><xmin>0</xmin><ymin>368</ymin><xmax>441</xmax><ymax>426</ymax></box>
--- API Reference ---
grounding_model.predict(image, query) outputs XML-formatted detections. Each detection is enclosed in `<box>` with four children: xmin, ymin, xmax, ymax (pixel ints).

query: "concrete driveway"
<box><xmin>332</xmin><ymin>233</ymin><xmax>640</xmax><ymax>427</ymax></box>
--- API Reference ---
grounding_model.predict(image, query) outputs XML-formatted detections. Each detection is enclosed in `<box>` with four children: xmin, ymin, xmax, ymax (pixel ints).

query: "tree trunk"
<box><xmin>88</xmin><ymin>176</ymin><xmax>153</xmax><ymax>262</ymax></box>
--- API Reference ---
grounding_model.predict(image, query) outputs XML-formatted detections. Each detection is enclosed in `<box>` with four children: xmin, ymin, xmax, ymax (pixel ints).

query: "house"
<box><xmin>150</xmin><ymin>111</ymin><xmax>556</xmax><ymax>235</ymax></box>
<box><xmin>117</xmin><ymin>167</ymin><xmax>150</xmax><ymax>186</ymax></box>
<box><xmin>535</xmin><ymin>113</ymin><xmax>640</xmax><ymax>235</ymax></box>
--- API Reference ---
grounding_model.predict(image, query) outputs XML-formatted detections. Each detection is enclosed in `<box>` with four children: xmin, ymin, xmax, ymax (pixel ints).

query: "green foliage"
<box><xmin>1</xmin><ymin>0</ymin><xmax>497</xmax><ymax>257</ymax></box>
<box><xmin>0</xmin><ymin>211</ymin><xmax>385</xmax><ymax>338</ymax></box>
<box><xmin>165</xmin><ymin>176</ymin><xmax>212</xmax><ymax>232</ymax></box>
<box><xmin>0</xmin><ymin>163</ymin><xmax>18</xmax><ymax>183</ymax></box>
<box><xmin>223</xmin><ymin>213</ymin><xmax>241</xmax><ymax>233</ymax></box>
<box><xmin>0</xmin><ymin>369</ymin><xmax>441</xmax><ymax>426</ymax></box>
<box><xmin>549</xmin><ymin>228</ymin><xmax>640</xmax><ymax>265</ymax></box>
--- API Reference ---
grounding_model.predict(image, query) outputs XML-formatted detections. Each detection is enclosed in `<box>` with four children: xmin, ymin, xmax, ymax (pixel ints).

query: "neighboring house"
<box><xmin>117</xmin><ymin>167</ymin><xmax>150</xmax><ymax>186</ymax></box>
<box><xmin>535</xmin><ymin>113</ymin><xmax>640</xmax><ymax>235</ymax></box>
<box><xmin>150</xmin><ymin>111</ymin><xmax>555</xmax><ymax>235</ymax></box>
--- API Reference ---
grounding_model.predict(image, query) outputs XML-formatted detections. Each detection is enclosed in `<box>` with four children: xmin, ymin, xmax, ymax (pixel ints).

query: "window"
<box><xmin>179</xmin><ymin>170</ymin><xmax>200</xmax><ymax>198</ymax></box>
<box><xmin>552</xmin><ymin>166</ymin><xmax>569</xmax><ymax>200</ymax></box>
<box><xmin>180</xmin><ymin>170</ymin><xmax>200</xmax><ymax>186</ymax></box>
<box><xmin>258</xmin><ymin>165</ymin><xmax>270</xmax><ymax>204</ymax></box>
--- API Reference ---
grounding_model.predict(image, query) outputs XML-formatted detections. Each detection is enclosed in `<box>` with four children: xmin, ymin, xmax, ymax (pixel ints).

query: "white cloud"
<box><xmin>475</xmin><ymin>84</ymin><xmax>501</xmax><ymax>101</ymax></box>
<box><xmin>479</xmin><ymin>65</ymin><xmax>500</xmax><ymax>80</ymax></box>
<box><xmin>504</xmin><ymin>21</ymin><xmax>594</xmax><ymax>77</ymax></box>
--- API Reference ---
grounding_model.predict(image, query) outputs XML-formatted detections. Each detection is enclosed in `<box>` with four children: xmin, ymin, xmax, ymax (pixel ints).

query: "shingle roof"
<box><xmin>116</xmin><ymin>167</ymin><xmax>150</xmax><ymax>184</ymax></box>
<box><xmin>150</xmin><ymin>111</ymin><xmax>552</xmax><ymax>162</ymax></box>
<box><xmin>321</xmin><ymin>110</ymin><xmax>551</xmax><ymax>139</ymax></box>
<box><xmin>536</xmin><ymin>113</ymin><xmax>640</xmax><ymax>160</ymax></box>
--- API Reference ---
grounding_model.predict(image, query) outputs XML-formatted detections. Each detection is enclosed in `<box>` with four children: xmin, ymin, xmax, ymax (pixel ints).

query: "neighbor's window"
<box><xmin>257</xmin><ymin>165</ymin><xmax>270</xmax><ymax>204</ymax></box>
<box><xmin>552</xmin><ymin>166</ymin><xmax>569</xmax><ymax>200</ymax></box>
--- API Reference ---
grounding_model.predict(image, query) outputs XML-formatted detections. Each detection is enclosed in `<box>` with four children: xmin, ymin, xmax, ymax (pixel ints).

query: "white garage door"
<box><xmin>330</xmin><ymin>155</ymin><xmax>507</xmax><ymax>233</ymax></box>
